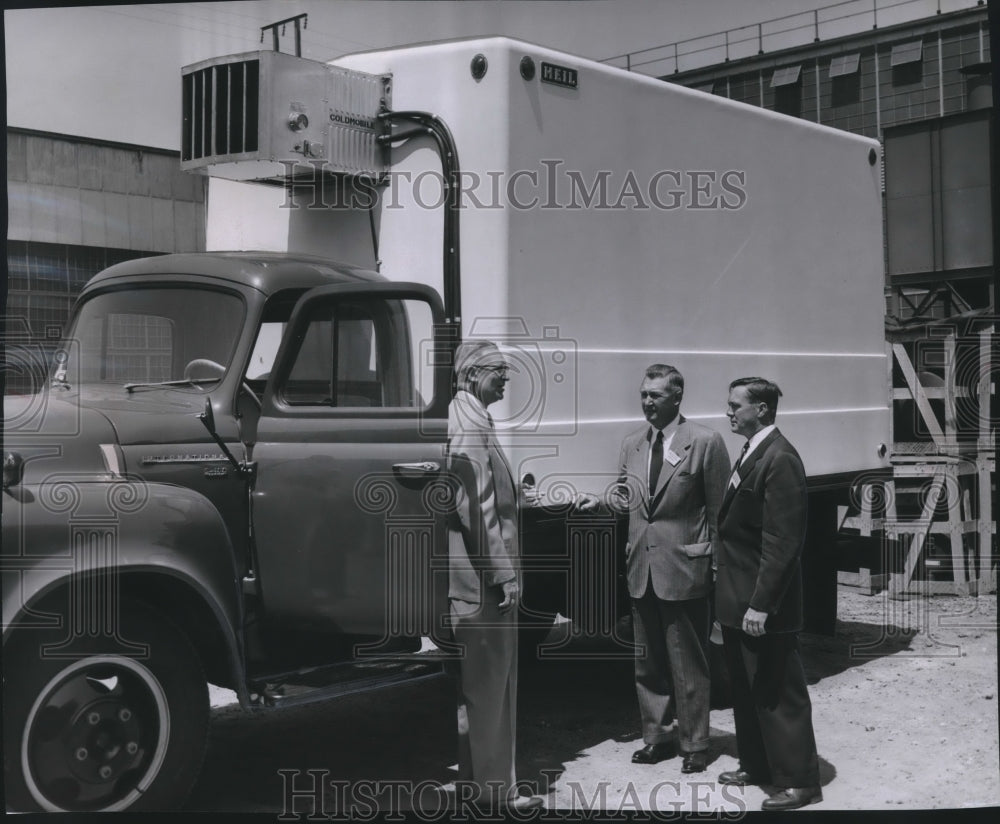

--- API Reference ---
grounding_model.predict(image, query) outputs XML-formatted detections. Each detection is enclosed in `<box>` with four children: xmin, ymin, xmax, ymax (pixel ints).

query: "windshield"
<box><xmin>61</xmin><ymin>287</ymin><xmax>245</xmax><ymax>388</ymax></box>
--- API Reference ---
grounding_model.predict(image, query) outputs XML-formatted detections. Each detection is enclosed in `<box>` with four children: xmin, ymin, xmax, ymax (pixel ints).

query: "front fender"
<box><xmin>2</xmin><ymin>476</ymin><xmax>245</xmax><ymax>696</ymax></box>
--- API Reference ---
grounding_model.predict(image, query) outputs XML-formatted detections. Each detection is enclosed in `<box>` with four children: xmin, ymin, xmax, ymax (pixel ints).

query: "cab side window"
<box><xmin>279</xmin><ymin>297</ymin><xmax>432</xmax><ymax>410</ymax></box>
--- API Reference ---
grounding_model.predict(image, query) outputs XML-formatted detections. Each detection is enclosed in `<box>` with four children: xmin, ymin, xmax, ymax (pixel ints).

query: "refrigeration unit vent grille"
<box><xmin>180</xmin><ymin>51</ymin><xmax>389</xmax><ymax>182</ymax></box>
<box><xmin>182</xmin><ymin>59</ymin><xmax>260</xmax><ymax>162</ymax></box>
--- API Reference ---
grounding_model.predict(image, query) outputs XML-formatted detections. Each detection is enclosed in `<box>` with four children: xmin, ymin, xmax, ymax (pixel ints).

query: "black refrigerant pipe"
<box><xmin>377</xmin><ymin>111</ymin><xmax>462</xmax><ymax>345</ymax></box>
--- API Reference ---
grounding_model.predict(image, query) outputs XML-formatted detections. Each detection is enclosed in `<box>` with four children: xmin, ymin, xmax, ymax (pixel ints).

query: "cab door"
<box><xmin>251</xmin><ymin>282</ymin><xmax>451</xmax><ymax>645</ymax></box>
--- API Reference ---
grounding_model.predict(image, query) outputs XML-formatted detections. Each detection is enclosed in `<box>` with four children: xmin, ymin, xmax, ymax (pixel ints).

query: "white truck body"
<box><xmin>205</xmin><ymin>36</ymin><xmax>890</xmax><ymax>492</ymax></box>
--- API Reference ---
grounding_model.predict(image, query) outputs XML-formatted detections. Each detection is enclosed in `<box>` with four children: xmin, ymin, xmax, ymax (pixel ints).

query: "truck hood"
<box><xmin>3</xmin><ymin>392</ymin><xmax>120</xmax><ymax>481</ymax></box>
<box><xmin>68</xmin><ymin>385</ymin><xmax>212</xmax><ymax>446</ymax></box>
<box><xmin>4</xmin><ymin>387</ymin><xmax>216</xmax><ymax>467</ymax></box>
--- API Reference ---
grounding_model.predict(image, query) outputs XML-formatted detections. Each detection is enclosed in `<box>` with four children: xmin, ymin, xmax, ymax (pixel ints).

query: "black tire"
<box><xmin>3</xmin><ymin>600</ymin><xmax>209</xmax><ymax>812</ymax></box>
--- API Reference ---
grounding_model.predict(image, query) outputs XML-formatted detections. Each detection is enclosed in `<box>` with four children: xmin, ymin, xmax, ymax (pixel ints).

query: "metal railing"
<box><xmin>601</xmin><ymin>0</ymin><xmax>986</xmax><ymax>76</ymax></box>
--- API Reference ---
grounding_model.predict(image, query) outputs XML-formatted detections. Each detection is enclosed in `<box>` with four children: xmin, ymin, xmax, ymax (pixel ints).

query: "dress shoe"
<box><xmin>631</xmin><ymin>742</ymin><xmax>674</xmax><ymax>764</ymax></box>
<box><xmin>681</xmin><ymin>751</ymin><xmax>708</xmax><ymax>773</ymax></box>
<box><xmin>761</xmin><ymin>787</ymin><xmax>822</xmax><ymax>811</ymax></box>
<box><xmin>718</xmin><ymin>769</ymin><xmax>770</xmax><ymax>786</ymax></box>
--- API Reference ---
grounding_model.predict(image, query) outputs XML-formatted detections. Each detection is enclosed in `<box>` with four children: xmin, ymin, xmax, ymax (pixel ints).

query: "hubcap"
<box><xmin>22</xmin><ymin>656</ymin><xmax>171</xmax><ymax>811</ymax></box>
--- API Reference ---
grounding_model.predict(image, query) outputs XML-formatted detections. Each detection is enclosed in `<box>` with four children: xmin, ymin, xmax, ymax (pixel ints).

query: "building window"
<box><xmin>771</xmin><ymin>65</ymin><xmax>802</xmax><ymax>117</ymax></box>
<box><xmin>770</xmin><ymin>65</ymin><xmax>802</xmax><ymax>87</ymax></box>
<box><xmin>829</xmin><ymin>53</ymin><xmax>861</xmax><ymax>78</ymax></box>
<box><xmin>830</xmin><ymin>53</ymin><xmax>862</xmax><ymax>107</ymax></box>
<box><xmin>891</xmin><ymin>40</ymin><xmax>924</xmax><ymax>85</ymax></box>
<box><xmin>890</xmin><ymin>40</ymin><xmax>924</xmax><ymax>67</ymax></box>
<box><xmin>4</xmin><ymin>241</ymin><xmax>159</xmax><ymax>395</ymax></box>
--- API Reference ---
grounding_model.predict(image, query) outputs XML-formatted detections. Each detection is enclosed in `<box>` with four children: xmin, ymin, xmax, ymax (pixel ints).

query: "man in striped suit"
<box><xmin>446</xmin><ymin>339</ymin><xmax>542</xmax><ymax>813</ymax></box>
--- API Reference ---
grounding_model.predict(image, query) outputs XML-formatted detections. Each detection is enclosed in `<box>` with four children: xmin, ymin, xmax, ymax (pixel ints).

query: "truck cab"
<box><xmin>2</xmin><ymin>252</ymin><xmax>455</xmax><ymax>811</ymax></box>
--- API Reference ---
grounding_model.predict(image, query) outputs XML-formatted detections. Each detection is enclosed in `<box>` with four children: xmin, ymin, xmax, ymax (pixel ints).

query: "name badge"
<box><xmin>665</xmin><ymin>449</ymin><xmax>682</xmax><ymax>466</ymax></box>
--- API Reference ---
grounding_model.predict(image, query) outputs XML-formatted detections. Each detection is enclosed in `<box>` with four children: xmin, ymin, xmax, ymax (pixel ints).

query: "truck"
<box><xmin>2</xmin><ymin>37</ymin><xmax>889</xmax><ymax>812</ymax></box>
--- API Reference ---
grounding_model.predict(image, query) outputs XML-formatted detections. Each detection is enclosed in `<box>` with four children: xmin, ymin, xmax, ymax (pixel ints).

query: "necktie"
<box><xmin>729</xmin><ymin>441</ymin><xmax>750</xmax><ymax>488</ymax></box>
<box><xmin>648</xmin><ymin>430</ymin><xmax>664</xmax><ymax>496</ymax></box>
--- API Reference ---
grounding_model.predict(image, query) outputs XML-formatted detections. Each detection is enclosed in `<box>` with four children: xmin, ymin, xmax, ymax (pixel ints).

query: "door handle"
<box><xmin>392</xmin><ymin>461</ymin><xmax>441</xmax><ymax>476</ymax></box>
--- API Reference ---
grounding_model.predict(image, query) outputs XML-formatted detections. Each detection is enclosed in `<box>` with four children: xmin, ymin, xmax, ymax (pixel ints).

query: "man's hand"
<box><xmin>519</xmin><ymin>481</ymin><xmax>540</xmax><ymax>508</ymax></box>
<box><xmin>574</xmin><ymin>492</ymin><xmax>601</xmax><ymax>512</ymax></box>
<box><xmin>498</xmin><ymin>580</ymin><xmax>520</xmax><ymax>614</ymax></box>
<box><xmin>742</xmin><ymin>607</ymin><xmax>768</xmax><ymax>637</ymax></box>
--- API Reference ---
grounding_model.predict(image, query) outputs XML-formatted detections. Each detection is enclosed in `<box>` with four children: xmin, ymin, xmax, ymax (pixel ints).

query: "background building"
<box><xmin>5</xmin><ymin>130</ymin><xmax>207</xmax><ymax>395</ymax></box>
<box><xmin>653</xmin><ymin>2</ymin><xmax>993</xmax><ymax>318</ymax></box>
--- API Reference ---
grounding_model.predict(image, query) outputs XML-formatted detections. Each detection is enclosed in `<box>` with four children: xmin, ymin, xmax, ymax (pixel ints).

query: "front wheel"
<box><xmin>3</xmin><ymin>601</ymin><xmax>209</xmax><ymax>812</ymax></box>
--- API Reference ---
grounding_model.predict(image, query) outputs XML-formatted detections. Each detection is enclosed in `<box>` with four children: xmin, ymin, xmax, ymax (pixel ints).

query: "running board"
<box><xmin>251</xmin><ymin>655</ymin><xmax>449</xmax><ymax>710</ymax></box>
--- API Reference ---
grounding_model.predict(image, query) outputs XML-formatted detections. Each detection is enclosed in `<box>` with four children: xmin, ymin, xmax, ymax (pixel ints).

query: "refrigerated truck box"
<box><xmin>199</xmin><ymin>36</ymin><xmax>890</xmax><ymax>499</ymax></box>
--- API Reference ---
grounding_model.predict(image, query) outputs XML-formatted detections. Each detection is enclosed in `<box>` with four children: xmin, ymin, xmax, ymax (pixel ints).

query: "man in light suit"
<box><xmin>715</xmin><ymin>377</ymin><xmax>822</xmax><ymax>811</ymax></box>
<box><xmin>580</xmin><ymin>364</ymin><xmax>729</xmax><ymax>773</ymax></box>
<box><xmin>446</xmin><ymin>339</ymin><xmax>542</xmax><ymax>813</ymax></box>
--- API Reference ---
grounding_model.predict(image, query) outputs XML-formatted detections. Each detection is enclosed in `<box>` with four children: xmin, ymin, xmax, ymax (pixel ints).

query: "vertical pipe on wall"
<box><xmin>938</xmin><ymin>32</ymin><xmax>944</xmax><ymax>118</ymax></box>
<box><xmin>816</xmin><ymin>59</ymin><xmax>822</xmax><ymax>123</ymax></box>
<box><xmin>874</xmin><ymin>44</ymin><xmax>881</xmax><ymax>136</ymax></box>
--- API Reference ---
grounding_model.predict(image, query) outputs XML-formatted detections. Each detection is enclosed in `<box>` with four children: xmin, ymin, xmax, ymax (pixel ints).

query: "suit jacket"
<box><xmin>447</xmin><ymin>390</ymin><xmax>518</xmax><ymax>604</ymax></box>
<box><xmin>715</xmin><ymin>429</ymin><xmax>808</xmax><ymax>633</ymax></box>
<box><xmin>614</xmin><ymin>417</ymin><xmax>730</xmax><ymax>601</ymax></box>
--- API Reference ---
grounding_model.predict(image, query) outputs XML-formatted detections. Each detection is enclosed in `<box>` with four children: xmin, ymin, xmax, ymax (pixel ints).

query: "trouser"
<box><xmin>448</xmin><ymin>589</ymin><xmax>518</xmax><ymax>802</ymax></box>
<box><xmin>721</xmin><ymin>625</ymin><xmax>820</xmax><ymax>788</ymax></box>
<box><xmin>632</xmin><ymin>588</ymin><xmax>711</xmax><ymax>753</ymax></box>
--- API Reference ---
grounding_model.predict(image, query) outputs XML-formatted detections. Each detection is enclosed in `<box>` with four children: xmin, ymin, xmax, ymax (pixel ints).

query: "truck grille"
<box><xmin>182</xmin><ymin>59</ymin><xmax>260</xmax><ymax>162</ymax></box>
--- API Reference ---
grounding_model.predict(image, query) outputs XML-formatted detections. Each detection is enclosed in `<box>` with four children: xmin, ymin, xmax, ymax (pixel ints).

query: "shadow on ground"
<box><xmin>802</xmin><ymin>618</ymin><xmax>917</xmax><ymax>685</ymax></box>
<box><xmin>186</xmin><ymin>614</ymin><xmax>893</xmax><ymax>812</ymax></box>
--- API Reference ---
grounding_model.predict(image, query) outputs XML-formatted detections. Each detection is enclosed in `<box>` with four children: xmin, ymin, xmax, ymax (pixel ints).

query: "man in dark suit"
<box><xmin>715</xmin><ymin>377</ymin><xmax>822</xmax><ymax>811</ymax></box>
<box><xmin>446</xmin><ymin>340</ymin><xmax>542</xmax><ymax>813</ymax></box>
<box><xmin>580</xmin><ymin>364</ymin><xmax>729</xmax><ymax>773</ymax></box>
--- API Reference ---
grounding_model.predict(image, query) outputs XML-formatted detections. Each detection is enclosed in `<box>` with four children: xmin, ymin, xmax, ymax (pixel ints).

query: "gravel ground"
<box><xmin>191</xmin><ymin>586</ymin><xmax>998</xmax><ymax>814</ymax></box>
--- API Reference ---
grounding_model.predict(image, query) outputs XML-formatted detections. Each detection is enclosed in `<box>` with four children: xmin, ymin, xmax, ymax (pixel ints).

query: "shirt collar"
<box><xmin>743</xmin><ymin>424</ymin><xmax>776</xmax><ymax>460</ymax></box>
<box><xmin>453</xmin><ymin>389</ymin><xmax>492</xmax><ymax>428</ymax></box>
<box><xmin>650</xmin><ymin>415</ymin><xmax>681</xmax><ymax>443</ymax></box>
